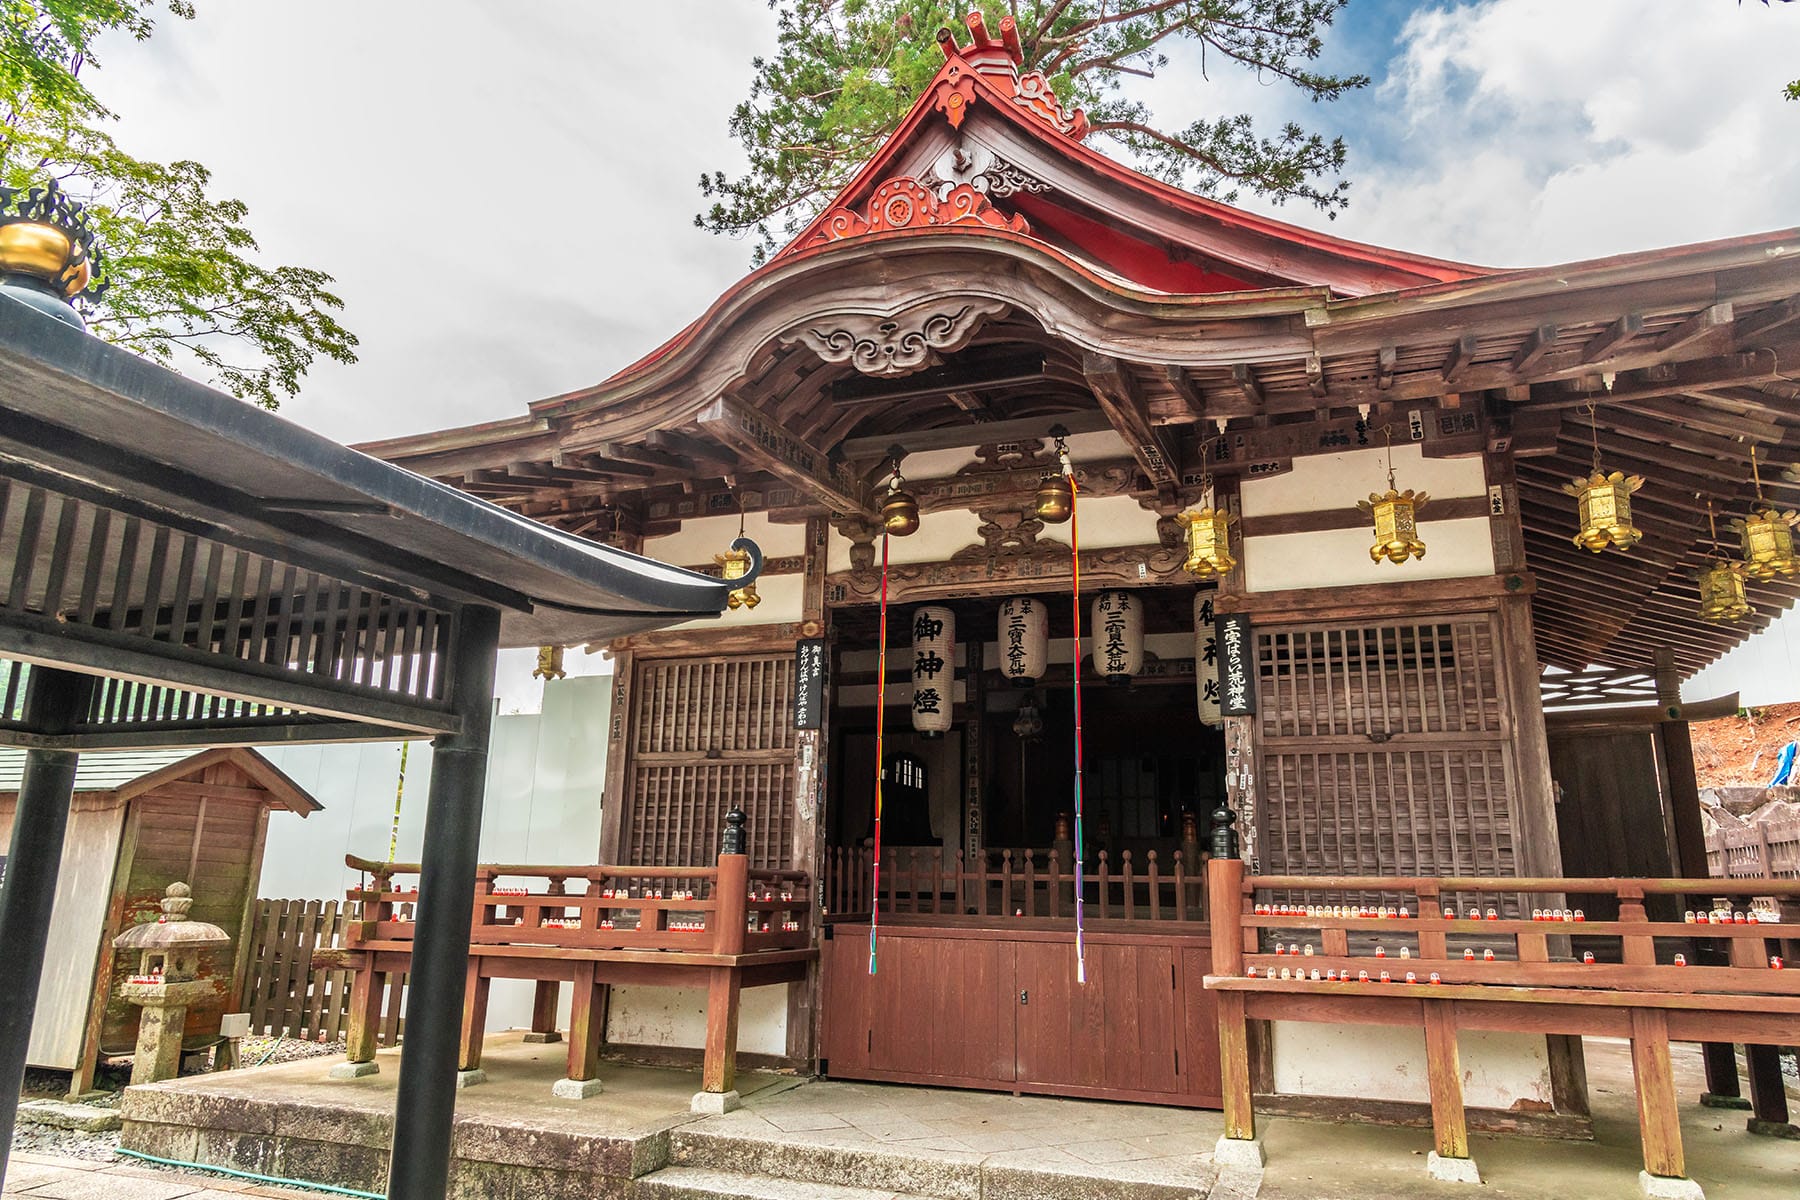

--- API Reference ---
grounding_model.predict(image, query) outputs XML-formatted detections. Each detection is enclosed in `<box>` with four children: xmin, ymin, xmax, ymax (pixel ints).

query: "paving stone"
<box><xmin>14</xmin><ymin>1169</ymin><xmax>206</xmax><ymax>1200</ymax></box>
<box><xmin>636</xmin><ymin>1165</ymin><xmax>933</xmax><ymax>1200</ymax></box>
<box><xmin>14</xmin><ymin>1101</ymin><xmax>122</xmax><ymax>1134</ymax></box>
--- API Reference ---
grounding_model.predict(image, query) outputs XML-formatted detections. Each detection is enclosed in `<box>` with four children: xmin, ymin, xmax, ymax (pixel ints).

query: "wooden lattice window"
<box><xmin>1255</xmin><ymin>615</ymin><xmax>1519</xmax><ymax>883</ymax></box>
<box><xmin>624</xmin><ymin>653</ymin><xmax>796</xmax><ymax>869</ymax></box>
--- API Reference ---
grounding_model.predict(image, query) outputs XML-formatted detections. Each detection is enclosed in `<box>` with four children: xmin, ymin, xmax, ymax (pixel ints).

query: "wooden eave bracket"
<box><xmin>696</xmin><ymin>395</ymin><xmax>876</xmax><ymax>518</ymax></box>
<box><xmin>1083</xmin><ymin>352</ymin><xmax>1180</xmax><ymax>500</ymax></box>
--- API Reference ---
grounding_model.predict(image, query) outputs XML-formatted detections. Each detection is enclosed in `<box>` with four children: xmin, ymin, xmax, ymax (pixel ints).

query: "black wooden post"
<box><xmin>0</xmin><ymin>667</ymin><xmax>95</xmax><ymax>1190</ymax></box>
<box><xmin>1210</xmin><ymin>804</ymin><xmax>1240</xmax><ymax>861</ymax></box>
<box><xmin>386</xmin><ymin>605</ymin><xmax>500</xmax><ymax>1200</ymax></box>
<box><xmin>722</xmin><ymin>806</ymin><xmax>748</xmax><ymax>857</ymax></box>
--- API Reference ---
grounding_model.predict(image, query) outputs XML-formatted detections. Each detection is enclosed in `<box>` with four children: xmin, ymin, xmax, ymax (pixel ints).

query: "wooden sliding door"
<box><xmin>622</xmin><ymin>652</ymin><xmax>796</xmax><ymax>869</ymax></box>
<box><xmin>1255</xmin><ymin>613</ymin><xmax>1522</xmax><ymax>882</ymax></box>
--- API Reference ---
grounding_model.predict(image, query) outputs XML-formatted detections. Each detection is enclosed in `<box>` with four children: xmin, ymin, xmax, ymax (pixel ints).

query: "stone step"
<box><xmin>670</xmin><ymin>1128</ymin><xmax>982</xmax><ymax>1200</ymax></box>
<box><xmin>637</xmin><ymin>1165</ymin><xmax>941</xmax><ymax>1200</ymax></box>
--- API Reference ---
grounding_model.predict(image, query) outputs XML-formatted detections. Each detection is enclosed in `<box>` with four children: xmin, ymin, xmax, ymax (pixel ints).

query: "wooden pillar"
<box><xmin>1654</xmin><ymin>647</ymin><xmax>1742</xmax><ymax>1108</ymax></box>
<box><xmin>524</xmin><ymin>981</ymin><xmax>562</xmax><ymax>1043</ymax></box>
<box><xmin>1423</xmin><ymin>1001</ymin><xmax>1471</xmax><ymax>1163</ymax></box>
<box><xmin>597</xmin><ymin>648</ymin><xmax>634</xmax><ymax>865</ymax></box>
<box><xmin>344</xmin><ymin>966</ymin><xmax>385</xmax><ymax>1065</ymax></box>
<box><xmin>457</xmin><ymin>960</ymin><xmax>489</xmax><ymax>1073</ymax></box>
<box><xmin>1629</xmin><ymin>1009</ymin><xmax>1687</xmax><ymax>1181</ymax></box>
<box><xmin>1746</xmin><ymin>1044</ymin><xmax>1796</xmax><ymax>1135</ymax></box>
<box><xmin>565</xmin><ymin>962</ymin><xmax>603</xmax><ymax>1083</ymax></box>
<box><xmin>1208</xmin><ymin>855</ymin><xmax>1255</xmax><ymax>1143</ymax></box>
<box><xmin>702</xmin><ymin>968</ymin><xmax>743</xmax><ymax>1096</ymax></box>
<box><xmin>789</xmin><ymin>514</ymin><xmax>829</xmax><ymax>1067</ymax></box>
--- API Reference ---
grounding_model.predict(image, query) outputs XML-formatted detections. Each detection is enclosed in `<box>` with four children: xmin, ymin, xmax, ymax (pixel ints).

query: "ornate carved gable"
<box><xmin>776</xmin><ymin>295</ymin><xmax>1008</xmax><ymax>378</ymax></box>
<box><xmin>804</xmin><ymin>177</ymin><xmax>1029</xmax><ymax>251</ymax></box>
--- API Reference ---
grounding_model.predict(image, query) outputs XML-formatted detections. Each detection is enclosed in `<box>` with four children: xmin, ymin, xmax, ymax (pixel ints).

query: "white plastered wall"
<box><xmin>1272</xmin><ymin>1022</ymin><xmax>1552</xmax><ymax>1111</ymax></box>
<box><xmin>1241</xmin><ymin>445</ymin><xmax>1494</xmax><ymax>593</ymax></box>
<box><xmin>604</xmin><ymin>983</ymin><xmax>790</xmax><ymax>1059</ymax></box>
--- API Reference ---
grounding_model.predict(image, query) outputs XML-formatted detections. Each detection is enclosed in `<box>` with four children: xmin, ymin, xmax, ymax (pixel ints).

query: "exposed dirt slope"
<box><xmin>1692</xmin><ymin>701</ymin><xmax>1800</xmax><ymax>787</ymax></box>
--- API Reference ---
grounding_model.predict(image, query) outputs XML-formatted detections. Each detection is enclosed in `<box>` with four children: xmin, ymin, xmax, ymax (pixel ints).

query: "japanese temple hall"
<box><xmin>366</xmin><ymin>15</ymin><xmax>1800</xmax><ymax>1123</ymax></box>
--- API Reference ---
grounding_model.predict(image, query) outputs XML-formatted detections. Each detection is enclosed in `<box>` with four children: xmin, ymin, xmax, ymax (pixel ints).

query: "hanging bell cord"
<box><xmin>869</xmin><ymin>527</ymin><xmax>891</xmax><ymax>975</ymax></box>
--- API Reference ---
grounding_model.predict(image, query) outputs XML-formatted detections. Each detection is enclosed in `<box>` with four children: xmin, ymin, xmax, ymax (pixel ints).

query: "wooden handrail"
<box><xmin>1243</xmin><ymin>873</ymin><xmax>1800</xmax><ymax>896</ymax></box>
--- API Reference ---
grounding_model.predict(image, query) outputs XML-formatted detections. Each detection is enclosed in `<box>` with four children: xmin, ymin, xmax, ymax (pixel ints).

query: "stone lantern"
<box><xmin>112</xmin><ymin>881</ymin><xmax>231</xmax><ymax>1084</ymax></box>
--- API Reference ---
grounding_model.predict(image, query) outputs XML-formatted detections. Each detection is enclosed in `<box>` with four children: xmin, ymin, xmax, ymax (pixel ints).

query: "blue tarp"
<box><xmin>1768</xmin><ymin>741</ymin><xmax>1797</xmax><ymax>787</ymax></box>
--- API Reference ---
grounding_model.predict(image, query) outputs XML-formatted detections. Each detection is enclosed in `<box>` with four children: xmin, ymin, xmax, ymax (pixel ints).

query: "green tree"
<box><xmin>0</xmin><ymin>2</ymin><xmax>355</xmax><ymax>408</ymax></box>
<box><xmin>700</xmin><ymin>0</ymin><xmax>1367</xmax><ymax>262</ymax></box>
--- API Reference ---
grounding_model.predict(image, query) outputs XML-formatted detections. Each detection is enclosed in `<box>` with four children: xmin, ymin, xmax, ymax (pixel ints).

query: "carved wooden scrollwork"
<box><xmin>780</xmin><ymin>295</ymin><xmax>1009</xmax><ymax>378</ymax></box>
<box><xmin>805</xmin><ymin>176</ymin><xmax>1030</xmax><ymax>251</ymax></box>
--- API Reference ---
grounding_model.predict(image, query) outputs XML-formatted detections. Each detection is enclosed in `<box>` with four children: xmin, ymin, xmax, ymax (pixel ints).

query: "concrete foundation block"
<box><xmin>1427</xmin><ymin>1152</ymin><xmax>1481</xmax><ymax>1184</ymax></box>
<box><xmin>15</xmin><ymin>1099</ymin><xmax>122</xmax><ymax>1133</ymax></box>
<box><xmin>1639</xmin><ymin>1171</ymin><xmax>1705</xmax><ymax>1200</ymax></box>
<box><xmin>522</xmin><ymin>1031</ymin><xmax>563</xmax><ymax>1043</ymax></box>
<box><xmin>455</xmin><ymin>1069</ymin><xmax>488</xmax><ymax>1089</ymax></box>
<box><xmin>1700</xmin><ymin>1093</ymin><xmax>1752</xmax><ymax>1110</ymax></box>
<box><xmin>1213</xmin><ymin>1135</ymin><xmax>1266</xmax><ymax>1169</ymax></box>
<box><xmin>551</xmin><ymin>1076</ymin><xmax>605</xmax><ymax>1100</ymax></box>
<box><xmin>328</xmin><ymin>1060</ymin><xmax>379</xmax><ymax>1080</ymax></box>
<box><xmin>690</xmin><ymin>1089</ymin><xmax>741</xmax><ymax>1115</ymax></box>
<box><xmin>1746</xmin><ymin>1117</ymin><xmax>1800</xmax><ymax>1139</ymax></box>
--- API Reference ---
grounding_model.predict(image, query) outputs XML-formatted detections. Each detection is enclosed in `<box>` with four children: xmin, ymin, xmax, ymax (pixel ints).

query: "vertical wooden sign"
<box><xmin>1218</xmin><ymin>613</ymin><xmax>1256</xmax><ymax>717</ymax></box>
<box><xmin>794</xmin><ymin>638</ymin><xmax>825</xmax><ymax>730</ymax></box>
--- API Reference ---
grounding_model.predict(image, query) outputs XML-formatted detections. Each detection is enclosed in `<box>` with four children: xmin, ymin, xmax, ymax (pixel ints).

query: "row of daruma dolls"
<box><xmin>905</xmin><ymin>591</ymin><xmax>1153</xmax><ymax>737</ymax></box>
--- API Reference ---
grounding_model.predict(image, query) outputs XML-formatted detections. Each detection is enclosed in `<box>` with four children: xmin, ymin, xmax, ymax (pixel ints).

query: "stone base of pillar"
<box><xmin>1638</xmin><ymin>1171</ymin><xmax>1704</xmax><ymax>1200</ymax></box>
<box><xmin>454</xmin><ymin>1069</ymin><xmax>487</xmax><ymax>1089</ymax></box>
<box><xmin>1426</xmin><ymin>1152</ymin><xmax>1481</xmax><ymax>1184</ymax></box>
<box><xmin>552</xmin><ymin>1077</ymin><xmax>604</xmax><ymax>1100</ymax></box>
<box><xmin>1699</xmin><ymin>1093</ymin><xmax>1751</xmax><ymax>1110</ymax></box>
<box><xmin>1213</xmin><ymin>1135</ymin><xmax>1266</xmax><ymax>1169</ymax></box>
<box><xmin>691</xmin><ymin>1089</ymin><xmax>741</xmax><ymax>1115</ymax></box>
<box><xmin>522</xmin><ymin>1032</ymin><xmax>563</xmax><ymax>1044</ymax></box>
<box><xmin>329</xmin><ymin>1061</ymin><xmax>379</xmax><ymax>1080</ymax></box>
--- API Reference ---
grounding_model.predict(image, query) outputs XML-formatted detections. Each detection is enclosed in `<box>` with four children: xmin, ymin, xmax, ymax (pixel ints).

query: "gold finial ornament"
<box><xmin>1358</xmin><ymin>427</ymin><xmax>1427</xmax><ymax>564</ymax></box>
<box><xmin>0</xmin><ymin>180</ymin><xmax>109</xmax><ymax>327</ymax></box>
<box><xmin>1732</xmin><ymin>446</ymin><xmax>1798</xmax><ymax>580</ymax></box>
<box><xmin>532</xmin><ymin>645</ymin><xmax>566</xmax><ymax>680</ymax></box>
<box><xmin>1698</xmin><ymin>500</ymin><xmax>1751</xmax><ymax>622</ymax></box>
<box><xmin>1177</xmin><ymin>438</ymin><xmax>1236</xmax><ymax>577</ymax></box>
<box><xmin>1564</xmin><ymin>402</ymin><xmax>1644</xmax><ymax>552</ymax></box>
<box><xmin>880</xmin><ymin>458</ymin><xmax>920</xmax><ymax>537</ymax></box>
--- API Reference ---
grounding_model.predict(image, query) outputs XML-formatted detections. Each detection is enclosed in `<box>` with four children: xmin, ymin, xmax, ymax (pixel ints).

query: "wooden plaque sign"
<box><xmin>794</xmin><ymin>638</ymin><xmax>826</xmax><ymax>730</ymax></box>
<box><xmin>1218</xmin><ymin>613</ymin><xmax>1256</xmax><ymax>716</ymax></box>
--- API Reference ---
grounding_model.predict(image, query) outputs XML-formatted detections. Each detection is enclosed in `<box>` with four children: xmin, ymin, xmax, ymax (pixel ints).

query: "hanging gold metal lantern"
<box><xmin>1358</xmin><ymin>426</ymin><xmax>1427</xmax><ymax>565</ymax></box>
<box><xmin>1565</xmin><ymin>470</ymin><xmax>1645</xmax><ymax>552</ymax></box>
<box><xmin>1033</xmin><ymin>425</ymin><xmax>1075</xmax><ymax>524</ymax></box>
<box><xmin>716</xmin><ymin>544</ymin><xmax>760</xmax><ymax>609</ymax></box>
<box><xmin>1732</xmin><ymin>447</ymin><xmax>1799</xmax><ymax>580</ymax></box>
<box><xmin>1176</xmin><ymin>437</ymin><xmax>1237</xmax><ymax>578</ymax></box>
<box><xmin>880</xmin><ymin>458</ymin><xmax>920</xmax><ymax>537</ymax></box>
<box><xmin>1735</xmin><ymin>506</ymin><xmax>1800</xmax><ymax>580</ymax></box>
<box><xmin>1697</xmin><ymin>559</ymin><xmax>1751</xmax><ymax>622</ymax></box>
<box><xmin>1359</xmin><ymin>488</ymin><xmax>1429</xmax><ymax>564</ymax></box>
<box><xmin>532</xmin><ymin>645</ymin><xmax>566</xmax><ymax>680</ymax></box>
<box><xmin>1698</xmin><ymin>500</ymin><xmax>1751</xmax><ymax>622</ymax></box>
<box><xmin>1563</xmin><ymin>402</ymin><xmax>1644</xmax><ymax>552</ymax></box>
<box><xmin>1177</xmin><ymin>507</ymin><xmax>1236</xmax><ymax>578</ymax></box>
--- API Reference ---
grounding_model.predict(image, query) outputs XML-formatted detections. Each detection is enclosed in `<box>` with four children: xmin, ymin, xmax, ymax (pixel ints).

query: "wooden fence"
<box><xmin>824</xmin><ymin>844</ymin><xmax>1208</xmax><ymax>923</ymax></box>
<box><xmin>239</xmin><ymin>898</ymin><xmax>408</xmax><ymax>1045</ymax></box>
<box><xmin>1706</xmin><ymin>814</ymin><xmax>1800</xmax><ymax>880</ymax></box>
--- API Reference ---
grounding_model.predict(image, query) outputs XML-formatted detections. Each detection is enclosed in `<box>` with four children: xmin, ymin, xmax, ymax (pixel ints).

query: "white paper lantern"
<box><xmin>997</xmin><ymin>596</ymin><xmax>1048</xmax><ymax>688</ymax></box>
<box><xmin>1195</xmin><ymin>591</ymin><xmax>1222</xmax><ymax>727</ymax></box>
<box><xmin>1092</xmin><ymin>590</ymin><xmax>1144</xmax><ymax>685</ymax></box>
<box><xmin>910</xmin><ymin>605</ymin><xmax>954</xmax><ymax>737</ymax></box>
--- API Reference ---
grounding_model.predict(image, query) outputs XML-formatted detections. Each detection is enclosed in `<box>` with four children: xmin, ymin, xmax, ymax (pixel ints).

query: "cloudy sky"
<box><xmin>81</xmin><ymin>1</ymin><xmax>1800</xmax><ymax>705</ymax></box>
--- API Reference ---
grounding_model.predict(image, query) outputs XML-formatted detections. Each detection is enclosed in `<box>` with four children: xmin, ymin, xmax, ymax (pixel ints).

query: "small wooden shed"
<box><xmin>0</xmin><ymin>746</ymin><xmax>319</xmax><ymax>1093</ymax></box>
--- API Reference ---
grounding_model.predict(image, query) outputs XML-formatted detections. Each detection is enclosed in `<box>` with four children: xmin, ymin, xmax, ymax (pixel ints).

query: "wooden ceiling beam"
<box><xmin>600</xmin><ymin>441</ymin><xmax>690</xmax><ymax>471</ymax></box>
<box><xmin>1376</xmin><ymin>346</ymin><xmax>1397</xmax><ymax>391</ymax></box>
<box><xmin>1231</xmin><ymin>363</ymin><xmax>1266</xmax><ymax>409</ymax></box>
<box><xmin>827</xmin><ymin>350</ymin><xmax>1047</xmax><ymax>406</ymax></box>
<box><xmin>1164</xmin><ymin>365</ymin><xmax>1208</xmax><ymax>421</ymax></box>
<box><xmin>1509</xmin><ymin>324</ymin><xmax>1558</xmax><ymax>375</ymax></box>
<box><xmin>1084</xmin><ymin>352</ymin><xmax>1180</xmax><ymax>494</ymax></box>
<box><xmin>556</xmin><ymin>454</ymin><xmax>657</xmax><ymax>480</ymax></box>
<box><xmin>1440</xmin><ymin>333</ymin><xmax>1478</xmax><ymax>382</ymax></box>
<box><xmin>1732</xmin><ymin>295</ymin><xmax>1800</xmax><ymax>347</ymax></box>
<box><xmin>1579</xmin><ymin>313</ymin><xmax>1645</xmax><ymax>364</ymax></box>
<box><xmin>697</xmin><ymin>395</ymin><xmax>876</xmax><ymax>517</ymax></box>
<box><xmin>1305</xmin><ymin>354</ymin><xmax>1328</xmax><ymax>399</ymax></box>
<box><xmin>644</xmin><ymin>429</ymin><xmax>741</xmax><ymax>470</ymax></box>
<box><xmin>1653</xmin><ymin>302</ymin><xmax>1733</xmax><ymax>355</ymax></box>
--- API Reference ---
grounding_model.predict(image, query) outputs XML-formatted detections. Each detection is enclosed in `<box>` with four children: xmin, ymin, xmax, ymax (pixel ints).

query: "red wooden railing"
<box><xmin>343</xmin><ymin>854</ymin><xmax>812</xmax><ymax>956</ymax></box>
<box><xmin>823</xmin><ymin>844</ymin><xmax>1208</xmax><ymax>923</ymax></box>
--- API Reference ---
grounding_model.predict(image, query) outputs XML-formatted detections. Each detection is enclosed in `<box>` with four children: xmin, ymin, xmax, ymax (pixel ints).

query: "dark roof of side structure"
<box><xmin>0</xmin><ymin>295</ymin><xmax>754</xmax><ymax>649</ymax></box>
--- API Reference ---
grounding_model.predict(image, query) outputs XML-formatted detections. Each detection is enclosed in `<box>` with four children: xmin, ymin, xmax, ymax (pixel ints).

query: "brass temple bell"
<box><xmin>1033</xmin><ymin>425</ymin><xmax>1074</xmax><ymax>524</ymax></box>
<box><xmin>717</xmin><ymin>489</ymin><xmax>760</xmax><ymax>609</ymax></box>
<box><xmin>881</xmin><ymin>459</ymin><xmax>920</xmax><ymax>537</ymax></box>
<box><xmin>1732</xmin><ymin>446</ymin><xmax>1798</xmax><ymax>581</ymax></box>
